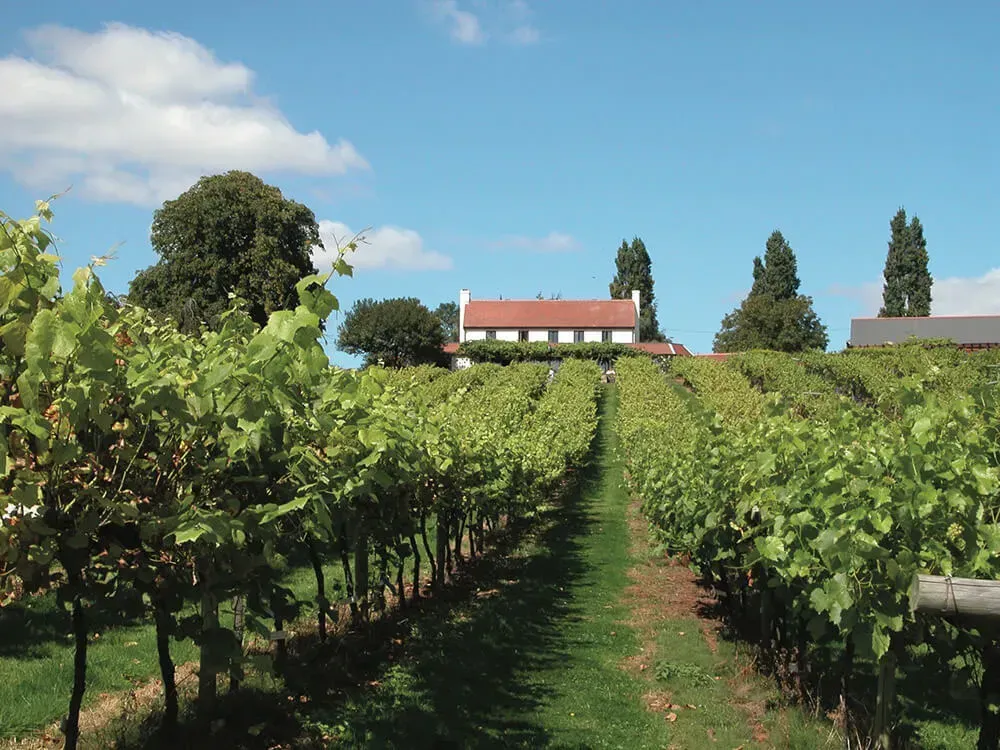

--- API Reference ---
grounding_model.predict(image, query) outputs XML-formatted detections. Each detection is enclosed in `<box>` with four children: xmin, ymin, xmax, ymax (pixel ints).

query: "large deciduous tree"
<box><xmin>338</xmin><ymin>298</ymin><xmax>446</xmax><ymax>368</ymax></box>
<box><xmin>129</xmin><ymin>171</ymin><xmax>321</xmax><ymax>332</ymax></box>
<box><xmin>879</xmin><ymin>207</ymin><xmax>933</xmax><ymax>317</ymax></box>
<box><xmin>609</xmin><ymin>236</ymin><xmax>665</xmax><ymax>342</ymax></box>
<box><xmin>714</xmin><ymin>230</ymin><xmax>828</xmax><ymax>353</ymax></box>
<box><xmin>433</xmin><ymin>301</ymin><xmax>459</xmax><ymax>342</ymax></box>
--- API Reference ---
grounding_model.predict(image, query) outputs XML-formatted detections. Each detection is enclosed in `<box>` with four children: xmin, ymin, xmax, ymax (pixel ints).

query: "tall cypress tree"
<box><xmin>609</xmin><ymin>236</ymin><xmax>665</xmax><ymax>341</ymax></box>
<box><xmin>879</xmin><ymin>208</ymin><xmax>909</xmax><ymax>317</ymax></box>
<box><xmin>879</xmin><ymin>208</ymin><xmax>932</xmax><ymax>317</ymax></box>
<box><xmin>906</xmin><ymin>216</ymin><xmax>932</xmax><ymax>316</ymax></box>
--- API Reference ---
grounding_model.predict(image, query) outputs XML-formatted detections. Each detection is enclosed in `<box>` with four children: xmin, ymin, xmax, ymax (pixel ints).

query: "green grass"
<box><xmin>649</xmin><ymin>620</ymin><xmax>839</xmax><ymax>749</ymax></box>
<box><xmin>0</xmin><ymin>593</ymin><xmax>199</xmax><ymax>739</ymax></box>
<box><xmin>0</xmin><ymin>554</ymin><xmax>350</xmax><ymax>739</ymax></box>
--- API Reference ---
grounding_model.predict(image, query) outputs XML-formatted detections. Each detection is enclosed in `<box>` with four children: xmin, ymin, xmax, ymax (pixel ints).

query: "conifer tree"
<box><xmin>879</xmin><ymin>208</ymin><xmax>933</xmax><ymax>317</ymax></box>
<box><xmin>714</xmin><ymin>230</ymin><xmax>827</xmax><ymax>352</ymax></box>
<box><xmin>906</xmin><ymin>216</ymin><xmax>932</xmax><ymax>316</ymax></box>
<box><xmin>759</xmin><ymin>231</ymin><xmax>800</xmax><ymax>300</ymax></box>
<box><xmin>609</xmin><ymin>236</ymin><xmax>665</xmax><ymax>341</ymax></box>
<box><xmin>879</xmin><ymin>208</ymin><xmax>910</xmax><ymax>317</ymax></box>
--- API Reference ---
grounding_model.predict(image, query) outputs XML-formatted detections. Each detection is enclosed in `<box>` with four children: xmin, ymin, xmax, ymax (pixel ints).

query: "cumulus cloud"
<box><xmin>316</xmin><ymin>221</ymin><xmax>453</xmax><ymax>272</ymax></box>
<box><xmin>490</xmin><ymin>232</ymin><xmax>580</xmax><ymax>252</ymax></box>
<box><xmin>932</xmin><ymin>268</ymin><xmax>1000</xmax><ymax>315</ymax></box>
<box><xmin>427</xmin><ymin>0</ymin><xmax>539</xmax><ymax>46</ymax></box>
<box><xmin>826</xmin><ymin>268</ymin><xmax>1000</xmax><ymax>316</ymax></box>
<box><xmin>0</xmin><ymin>23</ymin><xmax>368</xmax><ymax>205</ymax></box>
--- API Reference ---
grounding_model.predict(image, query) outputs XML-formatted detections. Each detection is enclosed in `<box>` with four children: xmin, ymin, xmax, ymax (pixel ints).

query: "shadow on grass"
<box><xmin>0</xmin><ymin>588</ymin><xmax>146</xmax><ymax>660</ymax></box>
<box><xmin>113</xmin><ymin>398</ymin><xmax>613</xmax><ymax>750</ymax></box>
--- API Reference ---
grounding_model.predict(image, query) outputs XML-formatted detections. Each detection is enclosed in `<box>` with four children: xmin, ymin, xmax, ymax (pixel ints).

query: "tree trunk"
<box><xmin>64</xmin><ymin>595</ymin><xmax>87</xmax><ymax>750</ymax></box>
<box><xmin>420</xmin><ymin>516</ymin><xmax>435</xmax><ymax>587</ymax></box>
<box><xmin>758</xmin><ymin>579</ymin><xmax>773</xmax><ymax>653</ymax></box>
<box><xmin>978</xmin><ymin>641</ymin><xmax>1000</xmax><ymax>750</ymax></box>
<box><xmin>273</xmin><ymin>611</ymin><xmax>287</xmax><ymax>673</ymax></box>
<box><xmin>409</xmin><ymin>533</ymin><xmax>422</xmax><ymax>601</ymax></box>
<box><xmin>307</xmin><ymin>539</ymin><xmax>327</xmax><ymax>642</ymax></box>
<box><xmin>229</xmin><ymin>595</ymin><xmax>246</xmax><ymax>693</ymax></box>
<box><xmin>197</xmin><ymin>564</ymin><xmax>218</xmax><ymax>716</ymax></box>
<box><xmin>454</xmin><ymin>516</ymin><xmax>465</xmax><ymax>564</ymax></box>
<box><xmin>436</xmin><ymin>512</ymin><xmax>449</xmax><ymax>585</ymax></box>
<box><xmin>841</xmin><ymin>638</ymin><xmax>855</xmax><ymax>749</ymax></box>
<box><xmin>154</xmin><ymin>597</ymin><xmax>178</xmax><ymax>732</ymax></box>
<box><xmin>339</xmin><ymin>531</ymin><xmax>358</xmax><ymax>620</ymax></box>
<box><xmin>397</xmin><ymin>558</ymin><xmax>406</xmax><ymax>610</ymax></box>
<box><xmin>355</xmin><ymin>530</ymin><xmax>369</xmax><ymax>620</ymax></box>
<box><xmin>795</xmin><ymin>626</ymin><xmax>809</xmax><ymax>703</ymax></box>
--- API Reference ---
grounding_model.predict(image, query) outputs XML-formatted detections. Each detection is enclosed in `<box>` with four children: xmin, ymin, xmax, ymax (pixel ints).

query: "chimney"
<box><xmin>631</xmin><ymin>290</ymin><xmax>641</xmax><ymax>343</ymax></box>
<box><xmin>459</xmin><ymin>289</ymin><xmax>471</xmax><ymax>342</ymax></box>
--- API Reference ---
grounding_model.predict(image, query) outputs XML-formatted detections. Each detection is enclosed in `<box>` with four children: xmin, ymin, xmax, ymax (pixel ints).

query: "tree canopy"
<box><xmin>338</xmin><ymin>297</ymin><xmax>446</xmax><ymax>368</ymax></box>
<box><xmin>433</xmin><ymin>301</ymin><xmax>460</xmax><ymax>342</ymax></box>
<box><xmin>879</xmin><ymin>207</ymin><xmax>932</xmax><ymax>317</ymax></box>
<box><xmin>609</xmin><ymin>236</ymin><xmax>665</xmax><ymax>342</ymax></box>
<box><xmin>714</xmin><ymin>230</ymin><xmax>828</xmax><ymax>353</ymax></box>
<box><xmin>129</xmin><ymin>171</ymin><xmax>321</xmax><ymax>332</ymax></box>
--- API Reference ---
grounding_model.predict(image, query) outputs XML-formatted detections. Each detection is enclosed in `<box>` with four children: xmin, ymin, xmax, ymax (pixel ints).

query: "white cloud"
<box><xmin>826</xmin><ymin>269</ymin><xmax>1000</xmax><ymax>316</ymax></box>
<box><xmin>430</xmin><ymin>1</ymin><xmax>486</xmax><ymax>45</ymax></box>
<box><xmin>427</xmin><ymin>0</ymin><xmax>539</xmax><ymax>46</ymax></box>
<box><xmin>932</xmin><ymin>268</ymin><xmax>1000</xmax><ymax>315</ymax></box>
<box><xmin>316</xmin><ymin>220</ymin><xmax>453</xmax><ymax>272</ymax></box>
<box><xmin>0</xmin><ymin>23</ymin><xmax>368</xmax><ymax>205</ymax></box>
<box><xmin>509</xmin><ymin>25</ymin><xmax>541</xmax><ymax>45</ymax></box>
<box><xmin>490</xmin><ymin>231</ymin><xmax>580</xmax><ymax>252</ymax></box>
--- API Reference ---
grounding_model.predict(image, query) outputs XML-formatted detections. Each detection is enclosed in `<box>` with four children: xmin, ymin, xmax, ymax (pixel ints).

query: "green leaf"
<box><xmin>755</xmin><ymin>535</ymin><xmax>786</xmax><ymax>562</ymax></box>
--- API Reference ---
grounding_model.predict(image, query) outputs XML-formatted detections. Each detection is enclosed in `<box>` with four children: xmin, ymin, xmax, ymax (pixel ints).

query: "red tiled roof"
<box><xmin>443</xmin><ymin>342</ymin><xmax>460</xmax><ymax>354</ymax></box>
<box><xmin>464</xmin><ymin>299</ymin><xmax>636</xmax><ymax>329</ymax></box>
<box><xmin>695</xmin><ymin>352</ymin><xmax>736</xmax><ymax>360</ymax></box>
<box><xmin>630</xmin><ymin>342</ymin><xmax>692</xmax><ymax>356</ymax></box>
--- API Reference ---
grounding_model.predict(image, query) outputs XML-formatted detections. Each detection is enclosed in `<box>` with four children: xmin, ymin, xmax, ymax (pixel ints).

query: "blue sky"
<box><xmin>2</xmin><ymin>1</ymin><xmax>998</xmax><ymax>361</ymax></box>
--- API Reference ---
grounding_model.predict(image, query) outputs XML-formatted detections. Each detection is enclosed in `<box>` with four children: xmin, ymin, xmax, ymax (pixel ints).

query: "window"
<box><xmin>573</xmin><ymin>330</ymin><xmax>585</xmax><ymax>343</ymax></box>
<box><xmin>486</xmin><ymin>330</ymin><xmax>497</xmax><ymax>340</ymax></box>
<box><xmin>548</xmin><ymin>330</ymin><xmax>559</xmax><ymax>344</ymax></box>
<box><xmin>602</xmin><ymin>329</ymin><xmax>612</xmax><ymax>343</ymax></box>
<box><xmin>518</xmin><ymin>330</ymin><xmax>529</xmax><ymax>342</ymax></box>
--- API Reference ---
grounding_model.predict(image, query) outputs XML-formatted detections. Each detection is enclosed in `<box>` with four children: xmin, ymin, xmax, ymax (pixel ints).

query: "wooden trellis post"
<box><xmin>911</xmin><ymin>574</ymin><xmax>1000</xmax><ymax>750</ymax></box>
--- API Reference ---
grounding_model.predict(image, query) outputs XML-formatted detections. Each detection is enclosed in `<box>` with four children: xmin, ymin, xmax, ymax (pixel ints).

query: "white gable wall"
<box><xmin>464</xmin><ymin>328</ymin><xmax>635</xmax><ymax>344</ymax></box>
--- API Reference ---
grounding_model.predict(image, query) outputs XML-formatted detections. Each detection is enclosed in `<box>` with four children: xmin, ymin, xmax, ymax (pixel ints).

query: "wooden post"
<box><xmin>873</xmin><ymin>649</ymin><xmax>897</xmax><ymax>749</ymax></box>
<box><xmin>911</xmin><ymin>575</ymin><xmax>1000</xmax><ymax>619</ymax></box>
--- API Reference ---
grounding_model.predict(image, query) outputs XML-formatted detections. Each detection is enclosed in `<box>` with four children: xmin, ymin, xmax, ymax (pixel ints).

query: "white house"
<box><xmin>444</xmin><ymin>288</ymin><xmax>691</xmax><ymax>368</ymax></box>
<box><xmin>458</xmin><ymin>288</ymin><xmax>641</xmax><ymax>344</ymax></box>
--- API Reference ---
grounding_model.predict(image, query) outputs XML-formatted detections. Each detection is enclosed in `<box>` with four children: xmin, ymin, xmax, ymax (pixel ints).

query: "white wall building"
<box><xmin>457</xmin><ymin>288</ymin><xmax>641</xmax><ymax>345</ymax></box>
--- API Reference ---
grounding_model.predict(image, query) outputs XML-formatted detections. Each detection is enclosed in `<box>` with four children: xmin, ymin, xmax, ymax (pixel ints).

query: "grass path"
<box><xmin>308</xmin><ymin>384</ymin><xmax>673</xmax><ymax>748</ymax></box>
<box><xmin>315</xmin><ymin>384</ymin><xmax>836</xmax><ymax>749</ymax></box>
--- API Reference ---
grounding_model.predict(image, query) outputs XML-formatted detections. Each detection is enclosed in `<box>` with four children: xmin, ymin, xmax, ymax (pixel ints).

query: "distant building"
<box><xmin>849</xmin><ymin>315</ymin><xmax>1000</xmax><ymax>351</ymax></box>
<box><xmin>444</xmin><ymin>288</ymin><xmax>690</xmax><ymax>368</ymax></box>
